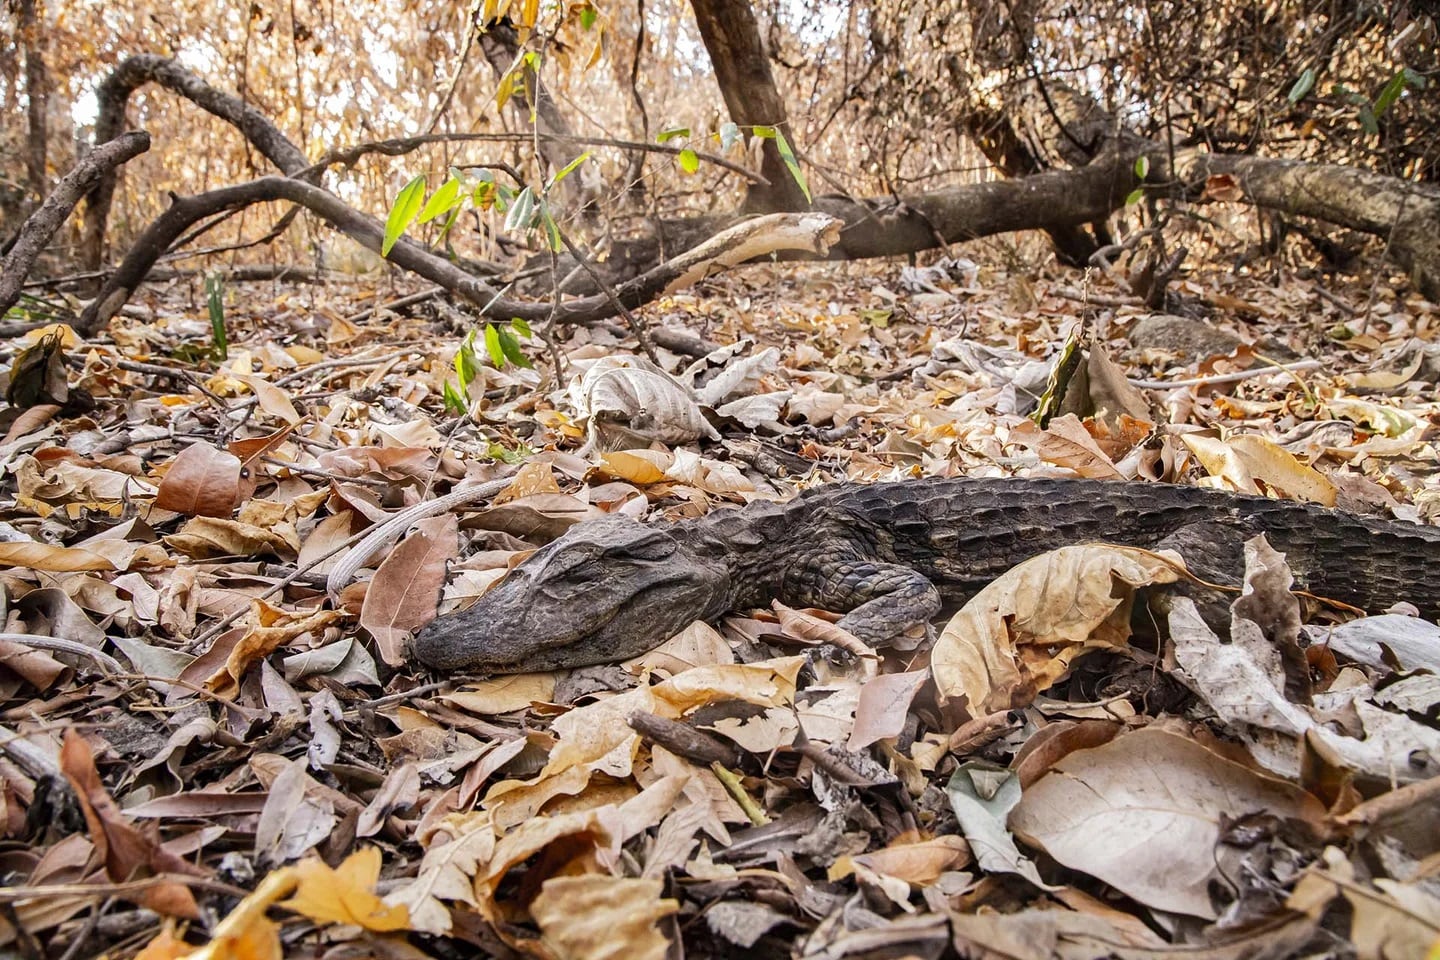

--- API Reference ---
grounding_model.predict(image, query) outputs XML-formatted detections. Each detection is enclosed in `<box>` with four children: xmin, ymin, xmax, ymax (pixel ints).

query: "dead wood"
<box><xmin>74</xmin><ymin>170</ymin><xmax>842</xmax><ymax>336</ymax></box>
<box><xmin>82</xmin><ymin>55</ymin><xmax>312</xmax><ymax>276</ymax></box>
<box><xmin>0</xmin><ymin>131</ymin><xmax>151</xmax><ymax>319</ymax></box>
<box><xmin>1181</xmin><ymin>154</ymin><xmax>1440</xmax><ymax>301</ymax></box>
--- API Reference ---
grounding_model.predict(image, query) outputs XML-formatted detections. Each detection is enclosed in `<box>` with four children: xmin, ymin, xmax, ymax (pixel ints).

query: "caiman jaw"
<box><xmin>412</xmin><ymin>514</ymin><xmax>729</xmax><ymax>673</ymax></box>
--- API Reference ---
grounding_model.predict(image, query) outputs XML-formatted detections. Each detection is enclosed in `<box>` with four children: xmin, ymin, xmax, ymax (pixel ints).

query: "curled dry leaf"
<box><xmin>0</xmin><ymin>541</ymin><xmax>114</xmax><ymax>572</ymax></box>
<box><xmin>206</xmin><ymin>605</ymin><xmax>346</xmax><ymax>694</ymax></box>
<box><xmin>480</xmin><ymin>658</ymin><xmax>803</xmax><ymax>829</ymax></box>
<box><xmin>1009</xmin><ymin>724</ymin><xmax>1327</xmax><ymax>919</ymax></box>
<box><xmin>1182</xmin><ymin>432</ymin><xmax>1337</xmax><ymax>505</ymax></box>
<box><xmin>531</xmin><ymin>875</ymin><xmax>678</xmax><ymax>960</ymax></box>
<box><xmin>1287</xmin><ymin>845</ymin><xmax>1440</xmax><ymax>960</ymax></box>
<box><xmin>58</xmin><ymin>730</ymin><xmax>203</xmax><ymax>920</ymax></box>
<box><xmin>931</xmin><ymin>544</ymin><xmax>1184</xmax><ymax>715</ymax></box>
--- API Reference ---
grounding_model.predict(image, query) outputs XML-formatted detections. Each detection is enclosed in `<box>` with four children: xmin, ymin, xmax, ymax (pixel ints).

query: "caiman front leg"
<box><xmin>789</xmin><ymin>555</ymin><xmax>943</xmax><ymax>645</ymax></box>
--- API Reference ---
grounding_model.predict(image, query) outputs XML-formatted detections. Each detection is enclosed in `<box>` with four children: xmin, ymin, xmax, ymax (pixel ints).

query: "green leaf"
<box><xmin>678</xmin><ymin>148</ymin><xmax>699</xmax><ymax>174</ymax></box>
<box><xmin>418</xmin><ymin>176</ymin><xmax>462</xmax><ymax>224</ymax></box>
<box><xmin>496</xmin><ymin>325</ymin><xmax>533</xmax><ymax>368</ymax></box>
<box><xmin>540</xmin><ymin>204</ymin><xmax>563</xmax><ymax>252</ymax></box>
<box><xmin>1287</xmin><ymin>68</ymin><xmax>1316</xmax><ymax>105</ymax></box>
<box><xmin>455</xmin><ymin>330</ymin><xmax>481</xmax><ymax>386</ymax></box>
<box><xmin>511</xmin><ymin>318</ymin><xmax>532</xmax><ymax>338</ymax></box>
<box><xmin>771</xmin><ymin>128</ymin><xmax>811</xmax><ymax>202</ymax></box>
<box><xmin>504</xmin><ymin>185</ymin><xmax>536</xmax><ymax>232</ymax></box>
<box><xmin>718</xmin><ymin>122</ymin><xmax>739</xmax><ymax>151</ymax></box>
<box><xmin>1133</xmin><ymin>155</ymin><xmax>1150</xmax><ymax>179</ymax></box>
<box><xmin>550</xmin><ymin>151</ymin><xmax>591</xmax><ymax>187</ymax></box>
<box><xmin>1124</xmin><ymin>187</ymin><xmax>1145</xmax><ymax>206</ymax></box>
<box><xmin>1373</xmin><ymin>69</ymin><xmax>1408</xmax><ymax>116</ymax></box>
<box><xmin>579</xmin><ymin>5</ymin><xmax>596</xmax><ymax>29</ymax></box>
<box><xmin>443</xmin><ymin>379</ymin><xmax>467</xmax><ymax>414</ymax></box>
<box><xmin>438</xmin><ymin>203</ymin><xmax>463</xmax><ymax>243</ymax></box>
<box><xmin>1402</xmin><ymin>67</ymin><xmax>1427</xmax><ymax>90</ymax></box>
<box><xmin>656</xmin><ymin>127</ymin><xmax>691</xmax><ymax>143</ymax></box>
<box><xmin>1358</xmin><ymin>104</ymin><xmax>1379</xmax><ymax>135</ymax></box>
<box><xmin>205</xmin><ymin>274</ymin><xmax>228</xmax><ymax>361</ymax></box>
<box><xmin>383</xmin><ymin>175</ymin><xmax>426</xmax><ymax>256</ymax></box>
<box><xmin>483</xmin><ymin>323</ymin><xmax>505</xmax><ymax>367</ymax></box>
<box><xmin>751</xmin><ymin>125</ymin><xmax>776</xmax><ymax>139</ymax></box>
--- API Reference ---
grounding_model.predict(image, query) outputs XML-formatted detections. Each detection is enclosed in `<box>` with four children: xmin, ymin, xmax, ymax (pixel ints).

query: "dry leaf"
<box><xmin>531</xmin><ymin>875</ymin><xmax>678</xmax><ymax>960</ymax></box>
<box><xmin>1010</xmin><ymin>725</ymin><xmax>1326</xmax><ymax>919</ymax></box>
<box><xmin>154</xmin><ymin>441</ymin><xmax>244</xmax><ymax>518</ymax></box>
<box><xmin>1182</xmin><ymin>433</ymin><xmax>1337</xmax><ymax>505</ymax></box>
<box><xmin>360</xmin><ymin>513</ymin><xmax>457</xmax><ymax>664</ymax></box>
<box><xmin>0</xmin><ymin>542</ymin><xmax>115</xmax><ymax>572</ymax></box>
<box><xmin>59</xmin><ymin>730</ymin><xmax>202</xmax><ymax>919</ymax></box>
<box><xmin>931</xmin><ymin>544</ymin><xmax>1183</xmax><ymax>714</ymax></box>
<box><xmin>279</xmin><ymin>847</ymin><xmax>410</xmax><ymax>931</ymax></box>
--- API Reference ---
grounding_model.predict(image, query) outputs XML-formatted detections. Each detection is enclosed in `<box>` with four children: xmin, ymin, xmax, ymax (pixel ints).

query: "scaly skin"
<box><xmin>411</xmin><ymin>478</ymin><xmax>1440</xmax><ymax>673</ymax></box>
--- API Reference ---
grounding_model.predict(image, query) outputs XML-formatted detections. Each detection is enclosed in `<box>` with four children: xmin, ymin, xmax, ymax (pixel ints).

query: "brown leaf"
<box><xmin>155</xmin><ymin>441</ymin><xmax>244</xmax><ymax>518</ymax></box>
<box><xmin>492</xmin><ymin>460</ymin><xmax>562</xmax><ymax>504</ymax></box>
<box><xmin>164</xmin><ymin>516</ymin><xmax>297</xmax><ymax>560</ymax></box>
<box><xmin>360</xmin><ymin>513</ymin><xmax>457</xmax><ymax>664</ymax></box>
<box><xmin>530</xmin><ymin>875</ymin><xmax>678</xmax><ymax>960</ymax></box>
<box><xmin>210</xmin><ymin>606</ymin><xmax>345</xmax><ymax>693</ymax></box>
<box><xmin>931</xmin><ymin>544</ymin><xmax>1183</xmax><ymax>715</ymax></box>
<box><xmin>1010</xmin><ymin>725</ymin><xmax>1326</xmax><ymax>919</ymax></box>
<box><xmin>848</xmin><ymin>670</ymin><xmax>930</xmax><ymax>751</ymax></box>
<box><xmin>0</xmin><ymin>542</ymin><xmax>114</xmax><ymax>572</ymax></box>
<box><xmin>58</xmin><ymin>730</ymin><xmax>202</xmax><ymax>918</ymax></box>
<box><xmin>1203</xmin><ymin>173</ymin><xmax>1245</xmax><ymax>202</ymax></box>
<box><xmin>1009</xmin><ymin>416</ymin><xmax>1124</xmax><ymax>479</ymax></box>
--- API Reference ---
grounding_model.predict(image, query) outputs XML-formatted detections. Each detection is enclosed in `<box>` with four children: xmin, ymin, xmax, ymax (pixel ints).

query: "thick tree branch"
<box><xmin>0</xmin><ymin>131</ymin><xmax>151</xmax><ymax>318</ymax></box>
<box><xmin>82</xmin><ymin>55</ymin><xmax>311</xmax><ymax>274</ymax></box>
<box><xmin>75</xmin><ymin>173</ymin><xmax>842</xmax><ymax>335</ymax></box>
<box><xmin>1180</xmin><ymin>154</ymin><xmax>1440</xmax><ymax>301</ymax></box>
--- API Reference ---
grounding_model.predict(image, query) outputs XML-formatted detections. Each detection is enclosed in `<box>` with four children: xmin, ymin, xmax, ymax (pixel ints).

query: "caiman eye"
<box><xmin>562</xmin><ymin>558</ymin><xmax>606</xmax><ymax>583</ymax></box>
<box><xmin>611</xmin><ymin>536</ymin><xmax>675</xmax><ymax>562</ymax></box>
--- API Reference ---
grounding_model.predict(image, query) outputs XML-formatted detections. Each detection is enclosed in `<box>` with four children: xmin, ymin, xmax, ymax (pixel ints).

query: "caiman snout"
<box><xmin>412</xmin><ymin>514</ymin><xmax>729</xmax><ymax>673</ymax></box>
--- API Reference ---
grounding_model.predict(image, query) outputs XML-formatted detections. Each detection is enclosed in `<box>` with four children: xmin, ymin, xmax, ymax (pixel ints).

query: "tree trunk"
<box><xmin>19</xmin><ymin>0</ymin><xmax>50</xmax><ymax>212</ymax></box>
<box><xmin>689</xmin><ymin>0</ymin><xmax>809</xmax><ymax>212</ymax></box>
<box><xmin>1182</xmin><ymin>154</ymin><xmax>1440</xmax><ymax>301</ymax></box>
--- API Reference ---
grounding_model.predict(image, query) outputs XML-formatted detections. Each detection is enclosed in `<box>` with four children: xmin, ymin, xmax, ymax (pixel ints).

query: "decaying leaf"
<box><xmin>931</xmin><ymin>544</ymin><xmax>1184</xmax><ymax>714</ymax></box>
<box><xmin>1010</xmin><ymin>724</ymin><xmax>1327</xmax><ymax>918</ymax></box>
<box><xmin>531</xmin><ymin>875</ymin><xmax>678</xmax><ymax>960</ymax></box>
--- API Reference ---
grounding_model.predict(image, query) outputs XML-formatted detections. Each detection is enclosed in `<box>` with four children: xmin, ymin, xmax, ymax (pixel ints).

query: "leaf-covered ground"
<box><xmin>2</xmin><ymin>250</ymin><xmax>1439</xmax><ymax>959</ymax></box>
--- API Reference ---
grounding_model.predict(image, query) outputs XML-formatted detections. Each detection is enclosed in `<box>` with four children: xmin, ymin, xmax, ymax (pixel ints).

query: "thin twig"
<box><xmin>0</xmin><ymin>633</ymin><xmax>126</xmax><ymax>675</ymax></box>
<box><xmin>1127</xmin><ymin>359</ymin><xmax>1321</xmax><ymax>390</ymax></box>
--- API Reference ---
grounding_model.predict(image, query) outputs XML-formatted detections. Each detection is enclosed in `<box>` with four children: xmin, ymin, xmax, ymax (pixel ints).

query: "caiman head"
<box><xmin>411</xmin><ymin>514</ymin><xmax>731</xmax><ymax>673</ymax></box>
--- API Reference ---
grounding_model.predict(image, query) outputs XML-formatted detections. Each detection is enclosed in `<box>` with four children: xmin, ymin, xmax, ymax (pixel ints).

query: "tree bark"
<box><xmin>19</xmin><ymin>0</ymin><xmax>50</xmax><ymax>212</ymax></box>
<box><xmin>1181</xmin><ymin>154</ymin><xmax>1440</xmax><ymax>301</ymax></box>
<box><xmin>81</xmin><ymin>55</ymin><xmax>311</xmax><ymax>276</ymax></box>
<box><xmin>0</xmin><ymin>131</ymin><xmax>150</xmax><ymax>318</ymax></box>
<box><xmin>689</xmin><ymin>0</ymin><xmax>809</xmax><ymax>212</ymax></box>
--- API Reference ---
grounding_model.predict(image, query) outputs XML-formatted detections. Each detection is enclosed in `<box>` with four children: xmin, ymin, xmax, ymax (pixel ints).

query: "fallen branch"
<box><xmin>76</xmin><ymin>171</ymin><xmax>843</xmax><ymax>335</ymax></box>
<box><xmin>0</xmin><ymin>131</ymin><xmax>150</xmax><ymax>317</ymax></box>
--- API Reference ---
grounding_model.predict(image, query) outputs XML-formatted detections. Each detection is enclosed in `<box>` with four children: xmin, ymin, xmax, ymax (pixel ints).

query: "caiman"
<box><xmin>411</xmin><ymin>477</ymin><xmax>1440</xmax><ymax>673</ymax></box>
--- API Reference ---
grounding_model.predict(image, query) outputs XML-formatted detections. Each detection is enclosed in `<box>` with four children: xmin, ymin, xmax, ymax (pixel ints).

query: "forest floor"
<box><xmin>2</xmin><ymin>242</ymin><xmax>1439</xmax><ymax>959</ymax></box>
